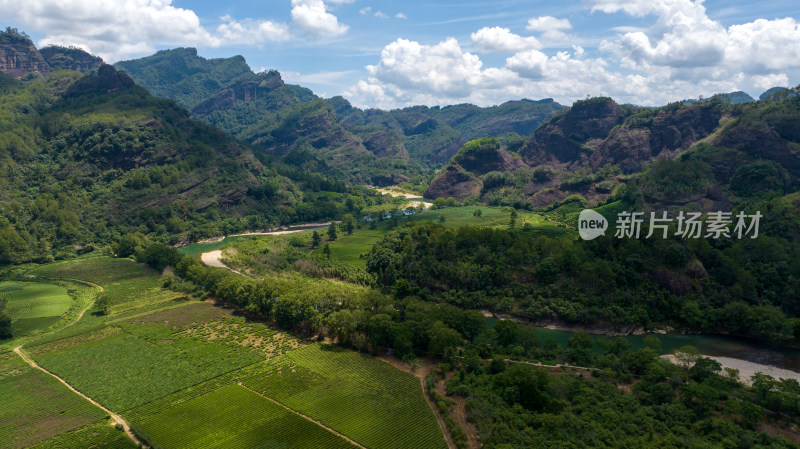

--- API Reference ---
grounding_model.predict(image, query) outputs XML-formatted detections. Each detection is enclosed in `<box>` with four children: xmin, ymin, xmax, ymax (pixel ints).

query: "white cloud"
<box><xmin>751</xmin><ymin>73</ymin><xmax>788</xmax><ymax>90</ymax></box>
<box><xmin>0</xmin><ymin>0</ymin><xmax>295</xmax><ymax>61</ymax></box>
<box><xmin>526</xmin><ymin>16</ymin><xmax>572</xmax><ymax>32</ymax></box>
<box><xmin>395</xmin><ymin>13</ymin><xmax>407</xmax><ymax>19</ymax></box>
<box><xmin>526</xmin><ymin>16</ymin><xmax>574</xmax><ymax>42</ymax></box>
<box><xmin>291</xmin><ymin>0</ymin><xmax>349</xmax><ymax>38</ymax></box>
<box><xmin>359</xmin><ymin>7</ymin><xmax>372</xmax><ymax>15</ymax></box>
<box><xmin>470</xmin><ymin>27</ymin><xmax>541</xmax><ymax>53</ymax></box>
<box><xmin>0</xmin><ymin>0</ymin><xmax>220</xmax><ymax>61</ymax></box>
<box><xmin>216</xmin><ymin>15</ymin><xmax>290</xmax><ymax>45</ymax></box>
<box><xmin>375</xmin><ymin>11</ymin><xmax>389</xmax><ymax>19</ymax></box>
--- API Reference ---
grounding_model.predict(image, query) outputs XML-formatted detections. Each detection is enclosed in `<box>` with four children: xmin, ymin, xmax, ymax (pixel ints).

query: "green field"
<box><xmin>30</xmin><ymin>421</ymin><xmax>138</xmax><ymax>449</ymax></box>
<box><xmin>137</xmin><ymin>384</ymin><xmax>357</xmax><ymax>449</ymax></box>
<box><xmin>28</xmin><ymin>256</ymin><xmax>181</xmax><ymax>316</ymax></box>
<box><xmin>29</xmin><ymin>303</ymin><xmax>272</xmax><ymax>411</ymax></box>
<box><xmin>0</xmin><ymin>281</ymin><xmax>72</xmax><ymax>336</ymax></box>
<box><xmin>0</xmin><ymin>356</ymin><xmax>107</xmax><ymax>448</ymax></box>
<box><xmin>244</xmin><ymin>344</ymin><xmax>448</xmax><ymax>449</ymax></box>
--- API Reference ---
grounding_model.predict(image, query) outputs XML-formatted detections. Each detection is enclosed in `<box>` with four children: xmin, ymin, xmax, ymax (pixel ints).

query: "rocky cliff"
<box><xmin>40</xmin><ymin>46</ymin><xmax>103</xmax><ymax>72</ymax></box>
<box><xmin>0</xmin><ymin>29</ymin><xmax>50</xmax><ymax>78</ymax></box>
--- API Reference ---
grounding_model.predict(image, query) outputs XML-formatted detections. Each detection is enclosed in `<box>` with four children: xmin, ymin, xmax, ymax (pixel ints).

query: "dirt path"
<box><xmin>377</xmin><ymin>356</ymin><xmax>458</xmax><ymax>449</ymax></box>
<box><xmin>14</xmin><ymin>345</ymin><xmax>145</xmax><ymax>448</ymax></box>
<box><xmin>238</xmin><ymin>383</ymin><xmax>367</xmax><ymax>449</ymax></box>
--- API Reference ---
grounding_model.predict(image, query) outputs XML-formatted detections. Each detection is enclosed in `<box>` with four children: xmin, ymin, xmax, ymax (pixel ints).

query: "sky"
<box><xmin>1</xmin><ymin>0</ymin><xmax>799</xmax><ymax>109</ymax></box>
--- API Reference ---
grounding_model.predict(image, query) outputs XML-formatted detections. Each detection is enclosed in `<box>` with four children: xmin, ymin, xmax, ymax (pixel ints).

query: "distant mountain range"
<box><xmin>115</xmin><ymin>48</ymin><xmax>565</xmax><ymax>185</ymax></box>
<box><xmin>1</xmin><ymin>26</ymin><xmax>798</xmax><ymax>263</ymax></box>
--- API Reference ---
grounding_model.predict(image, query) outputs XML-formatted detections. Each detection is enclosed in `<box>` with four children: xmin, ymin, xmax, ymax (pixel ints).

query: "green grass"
<box><xmin>31</xmin><ymin>304</ymin><xmax>267</xmax><ymax>411</ymax></box>
<box><xmin>28</xmin><ymin>256</ymin><xmax>180</xmax><ymax>315</ymax></box>
<box><xmin>243</xmin><ymin>344</ymin><xmax>448</xmax><ymax>449</ymax></box>
<box><xmin>0</xmin><ymin>281</ymin><xmax>72</xmax><ymax>336</ymax></box>
<box><xmin>0</xmin><ymin>356</ymin><xmax>108</xmax><ymax>449</ymax></box>
<box><xmin>136</xmin><ymin>384</ymin><xmax>357</xmax><ymax>449</ymax></box>
<box><xmin>29</xmin><ymin>422</ymin><xmax>137</xmax><ymax>449</ymax></box>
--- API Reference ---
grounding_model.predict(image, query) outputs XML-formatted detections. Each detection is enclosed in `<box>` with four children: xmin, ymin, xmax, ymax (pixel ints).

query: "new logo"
<box><xmin>578</xmin><ymin>209</ymin><xmax>608</xmax><ymax>240</ymax></box>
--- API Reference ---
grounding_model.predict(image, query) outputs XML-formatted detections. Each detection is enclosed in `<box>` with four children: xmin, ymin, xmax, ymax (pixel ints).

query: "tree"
<box><xmin>93</xmin><ymin>294</ymin><xmax>109</xmax><ymax>316</ymax></box>
<box><xmin>311</xmin><ymin>230</ymin><xmax>321</xmax><ymax>248</ymax></box>
<box><xmin>439</xmin><ymin>214</ymin><xmax>446</xmax><ymax>223</ymax></box>
<box><xmin>473</xmin><ymin>209</ymin><xmax>482</xmax><ymax>218</ymax></box>
<box><xmin>509</xmin><ymin>210</ymin><xmax>518</xmax><ymax>228</ymax></box>
<box><xmin>568</xmin><ymin>331</ymin><xmax>593</xmax><ymax>364</ymax></box>
<box><xmin>689</xmin><ymin>357</ymin><xmax>722</xmax><ymax>381</ymax></box>
<box><xmin>428</xmin><ymin>321</ymin><xmax>463</xmax><ymax>358</ymax></box>
<box><xmin>0</xmin><ymin>312</ymin><xmax>13</xmax><ymax>339</ymax></box>
<box><xmin>342</xmin><ymin>214</ymin><xmax>355</xmax><ymax>235</ymax></box>
<box><xmin>327</xmin><ymin>222</ymin><xmax>338</xmax><ymax>241</ymax></box>
<box><xmin>494</xmin><ymin>319</ymin><xmax>520</xmax><ymax>347</ymax></box>
<box><xmin>322</xmin><ymin>243</ymin><xmax>331</xmax><ymax>258</ymax></box>
<box><xmin>674</xmin><ymin>345</ymin><xmax>700</xmax><ymax>369</ymax></box>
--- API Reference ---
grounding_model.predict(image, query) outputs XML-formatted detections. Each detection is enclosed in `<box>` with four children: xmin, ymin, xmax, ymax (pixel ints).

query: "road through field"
<box><xmin>14</xmin><ymin>345</ymin><xmax>145</xmax><ymax>448</ymax></box>
<box><xmin>238</xmin><ymin>382</ymin><xmax>367</xmax><ymax>449</ymax></box>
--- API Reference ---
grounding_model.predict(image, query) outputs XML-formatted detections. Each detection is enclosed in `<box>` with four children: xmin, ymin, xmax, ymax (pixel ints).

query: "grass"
<box><xmin>243</xmin><ymin>344</ymin><xmax>448</xmax><ymax>449</ymax></box>
<box><xmin>0</xmin><ymin>281</ymin><xmax>72</xmax><ymax>336</ymax></box>
<box><xmin>28</xmin><ymin>256</ymin><xmax>181</xmax><ymax>316</ymax></box>
<box><xmin>0</xmin><ymin>356</ymin><xmax>107</xmax><ymax>449</ymax></box>
<box><xmin>30</xmin><ymin>302</ymin><xmax>269</xmax><ymax>411</ymax></box>
<box><xmin>30</xmin><ymin>421</ymin><xmax>137</xmax><ymax>449</ymax></box>
<box><xmin>136</xmin><ymin>384</ymin><xmax>357</xmax><ymax>449</ymax></box>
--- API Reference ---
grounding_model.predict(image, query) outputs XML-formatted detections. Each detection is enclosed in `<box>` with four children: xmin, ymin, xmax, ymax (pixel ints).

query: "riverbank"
<box><xmin>662</xmin><ymin>354</ymin><xmax>800</xmax><ymax>386</ymax></box>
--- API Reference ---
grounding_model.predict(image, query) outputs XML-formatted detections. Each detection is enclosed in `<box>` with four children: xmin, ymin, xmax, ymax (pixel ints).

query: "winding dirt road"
<box><xmin>12</xmin><ymin>278</ymin><xmax>145</xmax><ymax>448</ymax></box>
<box><xmin>14</xmin><ymin>346</ymin><xmax>146</xmax><ymax>447</ymax></box>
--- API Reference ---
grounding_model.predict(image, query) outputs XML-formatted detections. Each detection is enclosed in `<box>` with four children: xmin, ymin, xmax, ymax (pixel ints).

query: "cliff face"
<box><xmin>0</xmin><ymin>32</ymin><xmax>50</xmax><ymax>78</ymax></box>
<box><xmin>589</xmin><ymin>104</ymin><xmax>723</xmax><ymax>173</ymax></box>
<box><xmin>40</xmin><ymin>46</ymin><xmax>103</xmax><ymax>72</ymax></box>
<box><xmin>424</xmin><ymin>164</ymin><xmax>482</xmax><ymax>201</ymax></box>
<box><xmin>520</xmin><ymin>98</ymin><xmax>624</xmax><ymax>167</ymax></box>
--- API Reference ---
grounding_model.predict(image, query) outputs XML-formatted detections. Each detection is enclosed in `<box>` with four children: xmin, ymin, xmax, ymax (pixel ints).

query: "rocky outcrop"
<box><xmin>64</xmin><ymin>64</ymin><xmax>135</xmax><ymax>97</ymax></box>
<box><xmin>0</xmin><ymin>30</ymin><xmax>49</xmax><ymax>78</ymax></box>
<box><xmin>191</xmin><ymin>71</ymin><xmax>284</xmax><ymax>115</ymax></box>
<box><xmin>424</xmin><ymin>164</ymin><xmax>482</xmax><ymax>200</ymax></box>
<box><xmin>362</xmin><ymin>130</ymin><xmax>409</xmax><ymax>159</ymax></box>
<box><xmin>520</xmin><ymin>97</ymin><xmax>624</xmax><ymax>167</ymax></box>
<box><xmin>40</xmin><ymin>46</ymin><xmax>103</xmax><ymax>72</ymax></box>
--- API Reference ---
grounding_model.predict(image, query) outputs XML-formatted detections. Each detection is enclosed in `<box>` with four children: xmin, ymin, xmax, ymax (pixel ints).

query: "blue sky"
<box><xmin>2</xmin><ymin>0</ymin><xmax>798</xmax><ymax>108</ymax></box>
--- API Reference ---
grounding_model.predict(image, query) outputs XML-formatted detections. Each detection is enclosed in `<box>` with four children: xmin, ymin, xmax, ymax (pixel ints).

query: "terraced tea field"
<box><xmin>244</xmin><ymin>344</ymin><xmax>448</xmax><ymax>449</ymax></box>
<box><xmin>0</xmin><ymin>355</ymin><xmax>108</xmax><ymax>448</ymax></box>
<box><xmin>136</xmin><ymin>384</ymin><xmax>357</xmax><ymax>449</ymax></box>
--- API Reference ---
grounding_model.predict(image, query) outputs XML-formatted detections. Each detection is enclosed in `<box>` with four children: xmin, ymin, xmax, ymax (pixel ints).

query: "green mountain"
<box><xmin>115</xmin><ymin>48</ymin><xmax>565</xmax><ymax>185</ymax></box>
<box><xmin>0</xmin><ymin>58</ymin><xmax>354</xmax><ymax>265</ymax></box>
<box><xmin>426</xmin><ymin>90</ymin><xmax>800</xmax><ymax>213</ymax></box>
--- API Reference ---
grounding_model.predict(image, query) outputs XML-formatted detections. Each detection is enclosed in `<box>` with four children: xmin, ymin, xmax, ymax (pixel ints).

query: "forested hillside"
<box><xmin>115</xmin><ymin>48</ymin><xmax>564</xmax><ymax>186</ymax></box>
<box><xmin>0</xmin><ymin>57</ymin><xmax>354</xmax><ymax>265</ymax></box>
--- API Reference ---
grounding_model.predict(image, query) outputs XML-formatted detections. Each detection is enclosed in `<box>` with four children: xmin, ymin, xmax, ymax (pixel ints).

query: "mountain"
<box><xmin>0</xmin><ymin>27</ymin><xmax>49</xmax><ymax>78</ymax></box>
<box><xmin>682</xmin><ymin>91</ymin><xmax>755</xmax><ymax>104</ymax></box>
<box><xmin>39</xmin><ymin>45</ymin><xmax>103</xmax><ymax>72</ymax></box>
<box><xmin>115</xmin><ymin>48</ymin><xmax>565</xmax><ymax>185</ymax></box>
<box><xmin>0</xmin><ymin>56</ymin><xmax>355</xmax><ymax>265</ymax></box>
<box><xmin>426</xmin><ymin>91</ymin><xmax>800</xmax><ymax>212</ymax></box>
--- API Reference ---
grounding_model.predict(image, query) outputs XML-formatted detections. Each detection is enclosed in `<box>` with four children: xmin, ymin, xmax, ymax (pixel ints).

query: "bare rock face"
<box><xmin>0</xmin><ymin>32</ymin><xmax>50</xmax><ymax>78</ymax></box>
<box><xmin>520</xmin><ymin>98</ymin><xmax>622</xmax><ymax>166</ymax></box>
<box><xmin>589</xmin><ymin>104</ymin><xmax>723</xmax><ymax>173</ymax></box>
<box><xmin>40</xmin><ymin>46</ymin><xmax>103</xmax><ymax>73</ymax></box>
<box><xmin>362</xmin><ymin>130</ymin><xmax>409</xmax><ymax>159</ymax></box>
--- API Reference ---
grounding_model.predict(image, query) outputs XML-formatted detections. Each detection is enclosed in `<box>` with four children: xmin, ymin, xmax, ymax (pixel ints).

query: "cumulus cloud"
<box><xmin>396</xmin><ymin>13</ymin><xmax>407</xmax><ymax>19</ymax></box>
<box><xmin>470</xmin><ymin>27</ymin><xmax>541</xmax><ymax>53</ymax></box>
<box><xmin>216</xmin><ymin>16</ymin><xmax>290</xmax><ymax>45</ymax></box>
<box><xmin>526</xmin><ymin>16</ymin><xmax>573</xmax><ymax>41</ymax></box>
<box><xmin>0</xmin><ymin>0</ymin><xmax>293</xmax><ymax>61</ymax></box>
<box><xmin>374</xmin><ymin>11</ymin><xmax>389</xmax><ymax>19</ymax></box>
<box><xmin>594</xmin><ymin>0</ymin><xmax>800</xmax><ymax>77</ymax></box>
<box><xmin>291</xmin><ymin>0</ymin><xmax>349</xmax><ymax>38</ymax></box>
<box><xmin>526</xmin><ymin>16</ymin><xmax>572</xmax><ymax>32</ymax></box>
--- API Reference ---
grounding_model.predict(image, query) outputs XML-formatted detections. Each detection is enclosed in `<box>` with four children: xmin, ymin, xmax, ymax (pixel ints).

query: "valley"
<box><xmin>1</xmin><ymin>24</ymin><xmax>800</xmax><ymax>449</ymax></box>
